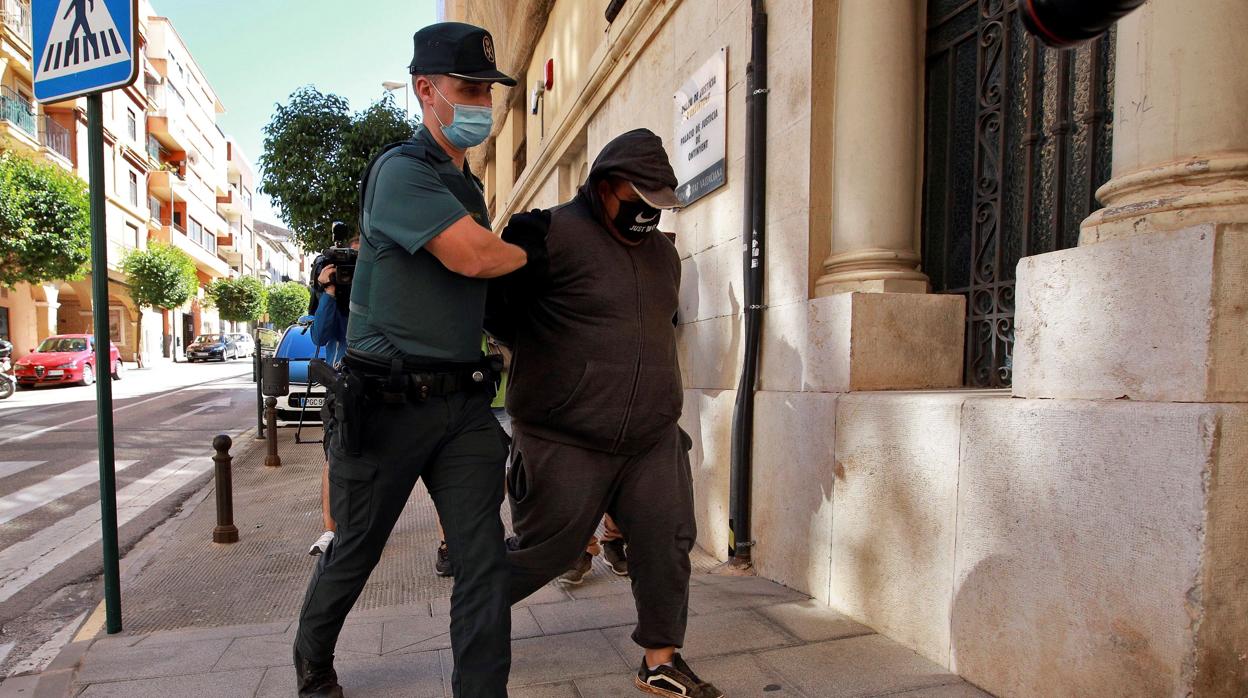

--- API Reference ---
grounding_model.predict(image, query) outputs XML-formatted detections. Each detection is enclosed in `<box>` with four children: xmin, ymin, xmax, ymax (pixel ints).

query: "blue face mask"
<box><xmin>431</xmin><ymin>82</ymin><xmax>492</xmax><ymax>150</ymax></box>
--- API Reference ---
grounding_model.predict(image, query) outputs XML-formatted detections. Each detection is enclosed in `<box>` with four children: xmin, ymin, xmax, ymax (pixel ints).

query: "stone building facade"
<box><xmin>441</xmin><ymin>0</ymin><xmax>1247</xmax><ymax>695</ymax></box>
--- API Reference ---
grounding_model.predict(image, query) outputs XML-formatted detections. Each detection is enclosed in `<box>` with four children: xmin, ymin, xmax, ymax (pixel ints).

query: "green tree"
<box><xmin>259</xmin><ymin>87</ymin><xmax>418</xmax><ymax>252</ymax></box>
<box><xmin>122</xmin><ymin>243</ymin><xmax>198</xmax><ymax>367</ymax></box>
<box><xmin>206</xmin><ymin>275</ymin><xmax>267</xmax><ymax>326</ymax></box>
<box><xmin>0</xmin><ymin>152</ymin><xmax>91</xmax><ymax>286</ymax></box>
<box><xmin>266</xmin><ymin>281</ymin><xmax>310</xmax><ymax>330</ymax></box>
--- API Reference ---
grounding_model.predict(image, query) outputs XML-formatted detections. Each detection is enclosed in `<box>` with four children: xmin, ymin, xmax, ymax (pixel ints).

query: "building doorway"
<box><xmin>181</xmin><ymin>313</ymin><xmax>194</xmax><ymax>356</ymax></box>
<box><xmin>921</xmin><ymin>0</ymin><xmax>1115</xmax><ymax>387</ymax></box>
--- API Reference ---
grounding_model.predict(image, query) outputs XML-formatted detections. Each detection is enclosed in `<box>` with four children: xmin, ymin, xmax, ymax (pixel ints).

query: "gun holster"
<box><xmin>309</xmin><ymin>358</ymin><xmax>368</xmax><ymax>457</ymax></box>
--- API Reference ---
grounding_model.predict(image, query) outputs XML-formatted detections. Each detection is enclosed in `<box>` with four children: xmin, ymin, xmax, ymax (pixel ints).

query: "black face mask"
<box><xmin>611</xmin><ymin>197</ymin><xmax>662</xmax><ymax>242</ymax></box>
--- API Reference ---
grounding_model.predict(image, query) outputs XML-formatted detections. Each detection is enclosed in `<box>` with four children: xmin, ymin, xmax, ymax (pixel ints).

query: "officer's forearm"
<box><xmin>470</xmin><ymin>241</ymin><xmax>528</xmax><ymax>279</ymax></box>
<box><xmin>427</xmin><ymin>216</ymin><xmax>528</xmax><ymax>278</ymax></box>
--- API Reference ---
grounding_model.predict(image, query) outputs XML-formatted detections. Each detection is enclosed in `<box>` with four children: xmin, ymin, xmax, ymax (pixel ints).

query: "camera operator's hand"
<box><xmin>318</xmin><ymin>264</ymin><xmax>337</xmax><ymax>297</ymax></box>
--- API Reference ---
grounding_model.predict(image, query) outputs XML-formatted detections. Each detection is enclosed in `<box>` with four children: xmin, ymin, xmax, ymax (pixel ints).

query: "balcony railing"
<box><xmin>0</xmin><ymin>86</ymin><xmax>35</xmax><ymax>138</ymax></box>
<box><xmin>2</xmin><ymin>0</ymin><xmax>31</xmax><ymax>46</ymax></box>
<box><xmin>39</xmin><ymin>116</ymin><xmax>71</xmax><ymax>160</ymax></box>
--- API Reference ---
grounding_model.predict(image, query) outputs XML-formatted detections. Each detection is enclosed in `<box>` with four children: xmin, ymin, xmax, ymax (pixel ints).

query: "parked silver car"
<box><xmin>230</xmin><ymin>333</ymin><xmax>256</xmax><ymax>358</ymax></box>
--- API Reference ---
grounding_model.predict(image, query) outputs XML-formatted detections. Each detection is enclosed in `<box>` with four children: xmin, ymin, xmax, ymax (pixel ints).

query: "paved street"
<box><xmin>0</xmin><ymin>359</ymin><xmax>258</xmax><ymax>679</ymax></box>
<box><xmin>1</xmin><ymin>429</ymin><xmax>993</xmax><ymax>698</ymax></box>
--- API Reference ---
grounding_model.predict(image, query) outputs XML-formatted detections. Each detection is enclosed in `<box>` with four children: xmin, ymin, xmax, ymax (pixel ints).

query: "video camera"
<box><xmin>311</xmin><ymin>221</ymin><xmax>358</xmax><ymax>314</ymax></box>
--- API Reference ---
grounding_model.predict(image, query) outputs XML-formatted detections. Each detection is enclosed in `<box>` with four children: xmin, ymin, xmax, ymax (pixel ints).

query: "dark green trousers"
<box><xmin>295</xmin><ymin>389</ymin><xmax>512</xmax><ymax>697</ymax></box>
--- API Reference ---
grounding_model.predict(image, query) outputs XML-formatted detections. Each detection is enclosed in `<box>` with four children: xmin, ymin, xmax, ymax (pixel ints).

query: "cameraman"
<box><xmin>306</xmin><ymin>236</ymin><xmax>357</xmax><ymax>558</ymax></box>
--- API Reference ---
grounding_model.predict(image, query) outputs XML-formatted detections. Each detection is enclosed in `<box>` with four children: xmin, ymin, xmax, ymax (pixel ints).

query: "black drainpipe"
<box><xmin>728</xmin><ymin>0</ymin><xmax>767</xmax><ymax>569</ymax></box>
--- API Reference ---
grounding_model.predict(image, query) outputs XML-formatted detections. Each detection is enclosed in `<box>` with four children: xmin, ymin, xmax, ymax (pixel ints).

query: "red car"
<box><xmin>13</xmin><ymin>334</ymin><xmax>123</xmax><ymax>388</ymax></box>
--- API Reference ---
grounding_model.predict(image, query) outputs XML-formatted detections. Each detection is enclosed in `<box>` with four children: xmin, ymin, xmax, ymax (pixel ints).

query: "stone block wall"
<box><xmin>737</xmin><ymin>391</ymin><xmax>1248</xmax><ymax>697</ymax></box>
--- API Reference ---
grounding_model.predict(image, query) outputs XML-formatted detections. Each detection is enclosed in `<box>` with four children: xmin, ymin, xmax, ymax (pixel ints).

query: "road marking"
<box><xmin>159</xmin><ymin>396</ymin><xmax>232</xmax><ymax>425</ymax></box>
<box><xmin>0</xmin><ymin>371</ymin><xmax>250</xmax><ymax>446</ymax></box>
<box><xmin>73</xmin><ymin>600</ymin><xmax>106</xmax><ymax>643</ymax></box>
<box><xmin>0</xmin><ymin>458</ymin><xmax>208</xmax><ymax>604</ymax></box>
<box><xmin>6</xmin><ymin>611</ymin><xmax>87</xmax><ymax>678</ymax></box>
<box><xmin>0</xmin><ymin>461</ymin><xmax>138</xmax><ymax>526</ymax></box>
<box><xmin>0</xmin><ymin>461</ymin><xmax>46</xmax><ymax>480</ymax></box>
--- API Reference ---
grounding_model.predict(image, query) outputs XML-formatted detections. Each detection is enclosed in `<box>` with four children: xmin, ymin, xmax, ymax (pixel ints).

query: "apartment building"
<box><xmin>0</xmin><ymin>0</ymin><xmax>264</xmax><ymax>362</ymax></box>
<box><xmin>254</xmin><ymin>220</ymin><xmax>308</xmax><ymax>288</ymax></box>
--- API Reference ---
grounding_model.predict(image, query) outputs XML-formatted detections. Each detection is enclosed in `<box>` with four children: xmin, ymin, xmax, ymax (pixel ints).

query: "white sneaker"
<box><xmin>309</xmin><ymin>530</ymin><xmax>335</xmax><ymax>556</ymax></box>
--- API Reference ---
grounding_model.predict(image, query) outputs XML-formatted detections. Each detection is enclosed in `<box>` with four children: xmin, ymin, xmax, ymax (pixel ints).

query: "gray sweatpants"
<box><xmin>507</xmin><ymin>424</ymin><xmax>697</xmax><ymax>649</ymax></box>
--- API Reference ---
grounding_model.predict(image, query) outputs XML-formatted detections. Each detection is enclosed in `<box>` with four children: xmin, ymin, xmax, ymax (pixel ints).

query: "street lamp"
<box><xmin>382</xmin><ymin>80</ymin><xmax>410</xmax><ymax>118</ymax></box>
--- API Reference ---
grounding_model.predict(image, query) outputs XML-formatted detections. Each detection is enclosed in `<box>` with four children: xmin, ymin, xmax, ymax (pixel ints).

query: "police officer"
<box><xmin>293</xmin><ymin>22</ymin><xmax>540</xmax><ymax>698</ymax></box>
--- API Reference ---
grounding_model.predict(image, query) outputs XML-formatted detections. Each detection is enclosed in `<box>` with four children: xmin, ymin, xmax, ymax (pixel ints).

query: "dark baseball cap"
<box><xmin>588</xmin><ymin>129</ymin><xmax>683</xmax><ymax>209</ymax></box>
<box><xmin>408</xmin><ymin>22</ymin><xmax>517</xmax><ymax>87</ymax></box>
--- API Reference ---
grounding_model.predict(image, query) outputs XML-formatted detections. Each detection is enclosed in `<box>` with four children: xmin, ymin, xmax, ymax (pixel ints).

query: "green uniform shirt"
<box><xmin>348</xmin><ymin>126</ymin><xmax>491</xmax><ymax>361</ymax></box>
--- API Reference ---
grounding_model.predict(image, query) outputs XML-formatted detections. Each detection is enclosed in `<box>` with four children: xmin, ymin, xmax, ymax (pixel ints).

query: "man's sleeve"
<box><xmin>369</xmin><ymin>156</ymin><xmax>470</xmax><ymax>254</ymax></box>
<box><xmin>309</xmin><ymin>291</ymin><xmax>337</xmax><ymax>347</ymax></box>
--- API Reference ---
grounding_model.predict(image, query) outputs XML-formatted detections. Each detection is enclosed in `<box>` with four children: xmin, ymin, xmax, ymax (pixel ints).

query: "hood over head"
<box><xmin>584</xmin><ymin>128</ymin><xmax>682</xmax><ymax>210</ymax></box>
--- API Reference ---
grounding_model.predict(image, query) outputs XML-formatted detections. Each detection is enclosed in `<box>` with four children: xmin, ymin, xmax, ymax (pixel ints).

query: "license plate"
<box><xmin>47</xmin><ymin>370</ymin><xmax>64</xmax><ymax>377</ymax></box>
<box><xmin>300</xmin><ymin>397</ymin><xmax>325</xmax><ymax>407</ymax></box>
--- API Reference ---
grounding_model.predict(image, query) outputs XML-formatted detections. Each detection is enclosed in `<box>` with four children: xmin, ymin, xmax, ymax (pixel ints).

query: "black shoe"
<box><xmin>435</xmin><ymin>541</ymin><xmax>453</xmax><ymax>577</ymax></box>
<box><xmin>602</xmin><ymin>538</ymin><xmax>629</xmax><ymax>576</ymax></box>
<box><xmin>556</xmin><ymin>551</ymin><xmax>594</xmax><ymax>586</ymax></box>
<box><xmin>293</xmin><ymin>647</ymin><xmax>344</xmax><ymax>698</ymax></box>
<box><xmin>635</xmin><ymin>653</ymin><xmax>723</xmax><ymax>698</ymax></box>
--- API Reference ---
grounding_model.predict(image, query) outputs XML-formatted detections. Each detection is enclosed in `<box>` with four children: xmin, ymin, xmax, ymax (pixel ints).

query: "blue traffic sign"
<box><xmin>32</xmin><ymin>0</ymin><xmax>139</xmax><ymax>103</ymax></box>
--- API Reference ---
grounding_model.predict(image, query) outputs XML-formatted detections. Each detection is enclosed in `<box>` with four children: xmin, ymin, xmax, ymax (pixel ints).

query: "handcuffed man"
<box><xmin>489</xmin><ymin>129</ymin><xmax>723</xmax><ymax>698</ymax></box>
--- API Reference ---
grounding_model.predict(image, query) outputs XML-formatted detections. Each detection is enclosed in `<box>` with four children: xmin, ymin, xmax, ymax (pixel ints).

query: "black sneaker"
<box><xmin>556</xmin><ymin>551</ymin><xmax>593</xmax><ymax>586</ymax></box>
<box><xmin>293</xmin><ymin>647</ymin><xmax>344</xmax><ymax>698</ymax></box>
<box><xmin>602</xmin><ymin>538</ymin><xmax>629</xmax><ymax>576</ymax></box>
<box><xmin>635</xmin><ymin>653</ymin><xmax>723</xmax><ymax>698</ymax></box>
<box><xmin>435</xmin><ymin>541</ymin><xmax>453</xmax><ymax>577</ymax></box>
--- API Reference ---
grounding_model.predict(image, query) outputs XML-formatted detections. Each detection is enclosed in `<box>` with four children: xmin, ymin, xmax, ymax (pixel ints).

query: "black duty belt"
<box><xmin>344</xmin><ymin>349</ymin><xmax>496</xmax><ymax>401</ymax></box>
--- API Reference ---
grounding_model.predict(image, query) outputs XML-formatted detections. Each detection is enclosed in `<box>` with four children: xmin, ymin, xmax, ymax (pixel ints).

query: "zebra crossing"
<box><xmin>0</xmin><ymin>457</ymin><xmax>211</xmax><ymax>606</ymax></box>
<box><xmin>0</xmin><ymin>460</ymin><xmax>138</xmax><ymax>526</ymax></box>
<box><xmin>40</xmin><ymin>27</ymin><xmax>125</xmax><ymax>74</ymax></box>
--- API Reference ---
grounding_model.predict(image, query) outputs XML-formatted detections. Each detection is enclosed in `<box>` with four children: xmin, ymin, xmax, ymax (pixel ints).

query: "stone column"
<box><xmin>1081</xmin><ymin>0</ymin><xmax>1248</xmax><ymax>243</ymax></box>
<box><xmin>1016</xmin><ymin>0</ymin><xmax>1248</xmax><ymax>403</ymax></box>
<box><xmin>797</xmin><ymin>0</ymin><xmax>964</xmax><ymax>391</ymax></box>
<box><xmin>33</xmin><ymin>284</ymin><xmax>60</xmax><ymax>341</ymax></box>
<box><xmin>814</xmin><ymin>0</ymin><xmax>929</xmax><ymax>296</ymax></box>
<box><xmin>997</xmin><ymin>7</ymin><xmax>1248</xmax><ymax>698</ymax></box>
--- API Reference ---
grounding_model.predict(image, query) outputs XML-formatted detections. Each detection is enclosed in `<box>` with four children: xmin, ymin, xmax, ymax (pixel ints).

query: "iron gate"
<box><xmin>921</xmin><ymin>0</ymin><xmax>1115</xmax><ymax>387</ymax></box>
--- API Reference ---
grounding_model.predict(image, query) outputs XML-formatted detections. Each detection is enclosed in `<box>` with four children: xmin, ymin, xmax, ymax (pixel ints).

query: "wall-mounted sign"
<box><xmin>673</xmin><ymin>47</ymin><xmax>727</xmax><ymax>207</ymax></box>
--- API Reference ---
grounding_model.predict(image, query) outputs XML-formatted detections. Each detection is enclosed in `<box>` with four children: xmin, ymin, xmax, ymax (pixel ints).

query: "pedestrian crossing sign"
<box><xmin>31</xmin><ymin>0</ymin><xmax>139</xmax><ymax>103</ymax></box>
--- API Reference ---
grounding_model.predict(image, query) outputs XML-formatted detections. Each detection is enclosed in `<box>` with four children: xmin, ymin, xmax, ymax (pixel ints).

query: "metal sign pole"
<box><xmin>32</xmin><ymin>0</ymin><xmax>139</xmax><ymax>637</ymax></box>
<box><xmin>87</xmin><ymin>94</ymin><xmax>122</xmax><ymax>634</ymax></box>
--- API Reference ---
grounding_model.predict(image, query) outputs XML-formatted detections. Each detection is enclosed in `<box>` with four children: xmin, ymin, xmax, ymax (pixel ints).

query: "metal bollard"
<box><xmin>255</xmin><ymin>351</ymin><xmax>265</xmax><ymax>439</ymax></box>
<box><xmin>264</xmin><ymin>397</ymin><xmax>281</xmax><ymax>467</ymax></box>
<box><xmin>212</xmin><ymin>434</ymin><xmax>239</xmax><ymax>544</ymax></box>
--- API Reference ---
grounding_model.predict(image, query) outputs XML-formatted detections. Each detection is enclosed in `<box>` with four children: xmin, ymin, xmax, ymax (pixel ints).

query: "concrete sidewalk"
<box><xmin>6</xmin><ymin>427</ymin><xmax>993</xmax><ymax>697</ymax></box>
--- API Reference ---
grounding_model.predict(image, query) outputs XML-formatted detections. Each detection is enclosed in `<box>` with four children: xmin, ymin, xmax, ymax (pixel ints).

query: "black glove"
<box><xmin>500</xmin><ymin>209</ymin><xmax>552</xmax><ymax>291</ymax></box>
<box><xmin>1022</xmin><ymin>0</ymin><xmax>1146</xmax><ymax>48</ymax></box>
<box><xmin>485</xmin><ymin>209</ymin><xmax>553</xmax><ymax>344</ymax></box>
